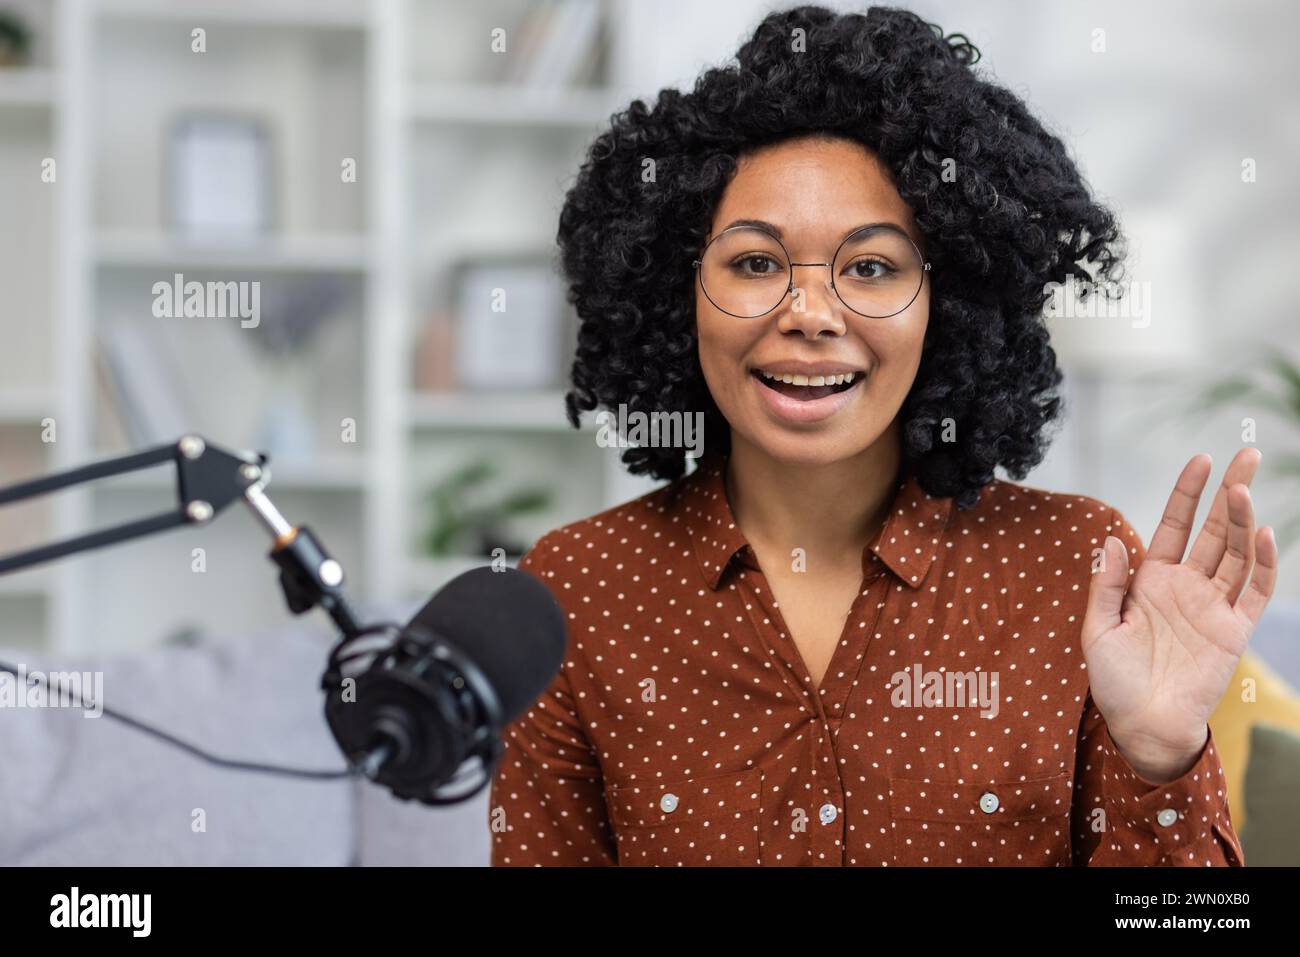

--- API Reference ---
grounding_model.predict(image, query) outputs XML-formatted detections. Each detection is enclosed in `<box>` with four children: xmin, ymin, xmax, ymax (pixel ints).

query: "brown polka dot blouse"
<box><xmin>489</xmin><ymin>453</ymin><xmax>1243</xmax><ymax>866</ymax></box>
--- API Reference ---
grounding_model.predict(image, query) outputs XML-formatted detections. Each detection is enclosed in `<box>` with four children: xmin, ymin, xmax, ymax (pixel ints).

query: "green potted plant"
<box><xmin>424</xmin><ymin>459</ymin><xmax>552</xmax><ymax>559</ymax></box>
<box><xmin>0</xmin><ymin>10</ymin><xmax>32</xmax><ymax>68</ymax></box>
<box><xmin>1180</xmin><ymin>350</ymin><xmax>1300</xmax><ymax>553</ymax></box>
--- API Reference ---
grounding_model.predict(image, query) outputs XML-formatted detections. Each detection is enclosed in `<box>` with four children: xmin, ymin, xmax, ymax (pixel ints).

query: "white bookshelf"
<box><xmin>94</xmin><ymin>229</ymin><xmax>371</xmax><ymax>272</ymax></box>
<box><xmin>0</xmin><ymin>566</ymin><xmax>53</xmax><ymax>597</ymax></box>
<box><xmin>0</xmin><ymin>67</ymin><xmax>57</xmax><ymax>106</ymax></box>
<box><xmin>406</xmin><ymin>81</ymin><xmax>621</xmax><ymax>127</ymax></box>
<box><xmin>0</xmin><ymin>0</ymin><xmax>659</xmax><ymax>654</ymax></box>
<box><xmin>407</xmin><ymin>389</ymin><xmax>594</xmax><ymax>432</ymax></box>
<box><xmin>96</xmin><ymin>0</ymin><xmax>370</xmax><ymax>27</ymax></box>
<box><xmin>0</xmin><ymin>391</ymin><xmax>57</xmax><ymax>424</ymax></box>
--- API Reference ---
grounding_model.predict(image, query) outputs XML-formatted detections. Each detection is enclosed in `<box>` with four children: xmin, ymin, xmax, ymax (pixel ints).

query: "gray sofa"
<box><xmin>0</xmin><ymin>611</ymin><xmax>490</xmax><ymax>866</ymax></box>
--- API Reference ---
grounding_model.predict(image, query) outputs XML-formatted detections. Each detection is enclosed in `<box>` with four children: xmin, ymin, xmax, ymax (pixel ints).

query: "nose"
<box><xmin>776</xmin><ymin>267</ymin><xmax>846</xmax><ymax>339</ymax></box>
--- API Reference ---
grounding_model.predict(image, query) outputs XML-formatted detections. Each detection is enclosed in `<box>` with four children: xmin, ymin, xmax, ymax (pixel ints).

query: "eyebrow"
<box><xmin>720</xmin><ymin>218</ymin><xmax>911</xmax><ymax>242</ymax></box>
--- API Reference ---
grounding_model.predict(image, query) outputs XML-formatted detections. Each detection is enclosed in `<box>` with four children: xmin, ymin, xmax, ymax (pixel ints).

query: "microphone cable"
<box><xmin>0</xmin><ymin>658</ymin><xmax>357</xmax><ymax>781</ymax></box>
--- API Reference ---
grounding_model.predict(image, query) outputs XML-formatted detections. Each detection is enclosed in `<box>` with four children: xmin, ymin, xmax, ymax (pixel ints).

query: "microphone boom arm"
<box><xmin>0</xmin><ymin>435</ymin><xmax>362</xmax><ymax>639</ymax></box>
<box><xmin>0</xmin><ymin>434</ymin><xmax>505</xmax><ymax>804</ymax></box>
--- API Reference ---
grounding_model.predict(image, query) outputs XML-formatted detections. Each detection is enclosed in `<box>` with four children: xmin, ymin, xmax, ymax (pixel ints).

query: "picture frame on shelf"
<box><xmin>451</xmin><ymin>255</ymin><xmax>566</xmax><ymax>392</ymax></box>
<box><xmin>165</xmin><ymin>113</ymin><xmax>273</xmax><ymax>241</ymax></box>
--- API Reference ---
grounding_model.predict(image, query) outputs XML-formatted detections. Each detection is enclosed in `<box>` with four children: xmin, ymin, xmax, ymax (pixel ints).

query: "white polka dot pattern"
<box><xmin>488</xmin><ymin>455</ymin><xmax>1244</xmax><ymax>867</ymax></box>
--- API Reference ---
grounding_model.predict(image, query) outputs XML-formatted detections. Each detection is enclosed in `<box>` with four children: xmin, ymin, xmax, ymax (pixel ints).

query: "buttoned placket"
<box><xmin>730</xmin><ymin>549</ymin><xmax>894</xmax><ymax>866</ymax></box>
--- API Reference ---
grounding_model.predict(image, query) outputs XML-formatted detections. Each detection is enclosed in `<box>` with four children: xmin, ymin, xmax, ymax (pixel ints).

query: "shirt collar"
<box><xmin>680</xmin><ymin>452</ymin><xmax>954</xmax><ymax>591</ymax></box>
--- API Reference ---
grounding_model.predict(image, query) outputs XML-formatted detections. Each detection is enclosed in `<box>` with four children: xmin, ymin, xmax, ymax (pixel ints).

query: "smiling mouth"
<box><xmin>752</xmin><ymin>369</ymin><xmax>862</xmax><ymax>401</ymax></box>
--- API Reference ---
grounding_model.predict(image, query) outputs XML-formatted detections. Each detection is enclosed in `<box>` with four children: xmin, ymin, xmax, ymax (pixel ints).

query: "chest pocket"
<box><xmin>889</xmin><ymin>773</ymin><xmax>1074</xmax><ymax>866</ymax></box>
<box><xmin>605</xmin><ymin>768</ymin><xmax>763</xmax><ymax>867</ymax></box>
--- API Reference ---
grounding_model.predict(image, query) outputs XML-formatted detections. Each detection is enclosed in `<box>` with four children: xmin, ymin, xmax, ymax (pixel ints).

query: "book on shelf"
<box><xmin>97</xmin><ymin>324</ymin><xmax>195</xmax><ymax>449</ymax></box>
<box><xmin>0</xmin><ymin>428</ymin><xmax>52</xmax><ymax>556</ymax></box>
<box><xmin>501</xmin><ymin>0</ymin><xmax>602</xmax><ymax>89</ymax></box>
<box><xmin>92</xmin><ymin>344</ymin><xmax>130</xmax><ymax>452</ymax></box>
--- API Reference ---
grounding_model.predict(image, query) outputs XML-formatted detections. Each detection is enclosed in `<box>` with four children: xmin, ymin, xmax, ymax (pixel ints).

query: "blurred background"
<box><xmin>0</xmin><ymin>0</ymin><xmax>1297</xmax><ymax>866</ymax></box>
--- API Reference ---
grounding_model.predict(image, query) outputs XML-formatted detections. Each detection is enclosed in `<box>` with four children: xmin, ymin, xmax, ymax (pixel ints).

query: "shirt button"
<box><xmin>660</xmin><ymin>793</ymin><xmax>679</xmax><ymax>813</ymax></box>
<box><xmin>978</xmin><ymin>792</ymin><xmax>1000</xmax><ymax>814</ymax></box>
<box><xmin>1156</xmin><ymin>808</ymin><xmax>1178</xmax><ymax>827</ymax></box>
<box><xmin>819</xmin><ymin>803</ymin><xmax>838</xmax><ymax>825</ymax></box>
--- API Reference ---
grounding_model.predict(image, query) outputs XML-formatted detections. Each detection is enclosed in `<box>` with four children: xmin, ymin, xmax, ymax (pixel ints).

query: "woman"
<box><xmin>488</xmin><ymin>5</ymin><xmax>1277</xmax><ymax>866</ymax></box>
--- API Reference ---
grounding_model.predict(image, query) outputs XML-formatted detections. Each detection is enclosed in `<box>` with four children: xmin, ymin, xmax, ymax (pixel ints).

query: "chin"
<box><xmin>736</xmin><ymin>423</ymin><xmax>879</xmax><ymax>469</ymax></box>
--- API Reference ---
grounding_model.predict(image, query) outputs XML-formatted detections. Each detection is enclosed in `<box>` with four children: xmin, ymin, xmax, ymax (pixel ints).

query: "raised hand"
<box><xmin>1081</xmin><ymin>448</ymin><xmax>1279</xmax><ymax>783</ymax></box>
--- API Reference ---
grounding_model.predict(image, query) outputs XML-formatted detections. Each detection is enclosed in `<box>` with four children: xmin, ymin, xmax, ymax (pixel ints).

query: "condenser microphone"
<box><xmin>323</xmin><ymin>565</ymin><xmax>567</xmax><ymax>804</ymax></box>
<box><xmin>0</xmin><ymin>436</ymin><xmax>570</xmax><ymax>806</ymax></box>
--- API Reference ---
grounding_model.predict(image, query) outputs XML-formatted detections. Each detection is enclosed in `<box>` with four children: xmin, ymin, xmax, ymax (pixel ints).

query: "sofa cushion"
<box><xmin>1208</xmin><ymin>648</ymin><xmax>1300</xmax><ymax>831</ymax></box>
<box><xmin>0</xmin><ymin>622</ymin><xmax>354</xmax><ymax>866</ymax></box>
<box><xmin>1240</xmin><ymin>723</ymin><xmax>1300</xmax><ymax>866</ymax></box>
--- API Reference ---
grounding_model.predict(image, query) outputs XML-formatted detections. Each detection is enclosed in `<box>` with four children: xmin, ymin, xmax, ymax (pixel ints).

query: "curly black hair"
<box><xmin>556</xmin><ymin>4</ymin><xmax>1126</xmax><ymax>509</ymax></box>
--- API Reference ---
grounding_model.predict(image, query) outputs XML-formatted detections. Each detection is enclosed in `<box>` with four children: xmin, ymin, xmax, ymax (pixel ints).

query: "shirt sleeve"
<box><xmin>1070</xmin><ymin>506</ymin><xmax>1244</xmax><ymax>866</ymax></box>
<box><xmin>1072</xmin><ymin>698</ymin><xmax>1242</xmax><ymax>866</ymax></box>
<box><xmin>488</xmin><ymin>536</ymin><xmax>616</xmax><ymax>866</ymax></box>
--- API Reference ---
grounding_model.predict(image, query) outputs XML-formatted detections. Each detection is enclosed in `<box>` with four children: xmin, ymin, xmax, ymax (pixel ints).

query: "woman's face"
<box><xmin>695</xmin><ymin>135</ymin><xmax>930</xmax><ymax>467</ymax></box>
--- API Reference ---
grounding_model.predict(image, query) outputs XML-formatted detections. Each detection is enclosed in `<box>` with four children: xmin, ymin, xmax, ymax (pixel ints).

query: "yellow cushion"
<box><xmin>1208</xmin><ymin>651</ymin><xmax>1300</xmax><ymax>829</ymax></box>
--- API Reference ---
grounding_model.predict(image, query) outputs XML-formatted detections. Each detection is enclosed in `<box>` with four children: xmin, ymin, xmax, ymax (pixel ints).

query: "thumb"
<box><xmin>1084</xmin><ymin>535</ymin><xmax>1130</xmax><ymax>638</ymax></box>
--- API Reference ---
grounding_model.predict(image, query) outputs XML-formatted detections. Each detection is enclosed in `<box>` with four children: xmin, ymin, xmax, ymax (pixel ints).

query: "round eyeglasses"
<box><xmin>692</xmin><ymin>223</ymin><xmax>931</xmax><ymax>319</ymax></box>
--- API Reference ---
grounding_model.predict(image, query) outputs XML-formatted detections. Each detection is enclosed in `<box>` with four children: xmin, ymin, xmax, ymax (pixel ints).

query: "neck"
<box><xmin>723</xmin><ymin>421</ymin><xmax>904</xmax><ymax>566</ymax></box>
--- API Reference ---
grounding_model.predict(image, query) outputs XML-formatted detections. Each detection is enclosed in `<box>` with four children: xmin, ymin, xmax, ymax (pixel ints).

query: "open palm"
<box><xmin>1081</xmin><ymin>449</ymin><xmax>1279</xmax><ymax>780</ymax></box>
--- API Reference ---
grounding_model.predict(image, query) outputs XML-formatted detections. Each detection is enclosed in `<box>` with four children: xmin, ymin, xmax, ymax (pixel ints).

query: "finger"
<box><xmin>1234</xmin><ymin>526</ymin><xmax>1279</xmax><ymax>629</ymax></box>
<box><xmin>1084</xmin><ymin>536</ymin><xmax>1130</xmax><ymax>639</ymax></box>
<box><xmin>1210</xmin><ymin>484</ymin><xmax>1255</xmax><ymax>602</ymax></box>
<box><xmin>1186</xmin><ymin>447</ymin><xmax>1263</xmax><ymax>576</ymax></box>
<box><xmin>1146</xmin><ymin>454</ymin><xmax>1213</xmax><ymax>564</ymax></box>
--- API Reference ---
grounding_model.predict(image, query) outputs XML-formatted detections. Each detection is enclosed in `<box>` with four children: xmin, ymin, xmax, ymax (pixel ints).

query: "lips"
<box><xmin>754</xmin><ymin>369</ymin><xmax>858</xmax><ymax>401</ymax></box>
<box><xmin>748</xmin><ymin>363</ymin><xmax>867</xmax><ymax>424</ymax></box>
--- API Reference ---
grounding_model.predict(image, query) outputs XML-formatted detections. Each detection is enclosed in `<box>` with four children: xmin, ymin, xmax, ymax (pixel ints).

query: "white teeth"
<box><xmin>758</xmin><ymin>370</ymin><xmax>859</xmax><ymax>386</ymax></box>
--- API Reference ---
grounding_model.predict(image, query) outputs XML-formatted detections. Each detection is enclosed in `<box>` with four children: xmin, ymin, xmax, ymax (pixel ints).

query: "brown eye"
<box><xmin>845</xmin><ymin>258</ymin><xmax>895</xmax><ymax>281</ymax></box>
<box><xmin>732</xmin><ymin>254</ymin><xmax>782</xmax><ymax>276</ymax></box>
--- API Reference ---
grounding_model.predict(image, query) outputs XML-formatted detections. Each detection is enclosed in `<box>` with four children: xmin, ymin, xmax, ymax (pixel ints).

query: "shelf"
<box><xmin>258</xmin><ymin>458</ymin><xmax>368</xmax><ymax>490</ymax></box>
<box><xmin>88</xmin><ymin>456</ymin><xmax>368</xmax><ymax>492</ymax></box>
<box><xmin>0</xmin><ymin>69</ymin><xmax>57</xmax><ymax>109</ymax></box>
<box><xmin>94</xmin><ymin>230</ymin><xmax>370</xmax><ymax>272</ymax></box>
<box><xmin>0</xmin><ymin>391</ymin><xmax>57</xmax><ymax>425</ymax></box>
<box><xmin>95</xmin><ymin>0</ymin><xmax>370</xmax><ymax>29</ymax></box>
<box><xmin>408</xmin><ymin>82</ymin><xmax>619</xmax><ymax>128</ymax></box>
<box><xmin>0</xmin><ymin>566</ymin><xmax>54</xmax><ymax>598</ymax></box>
<box><xmin>407</xmin><ymin>390</ymin><xmax>592</xmax><ymax>432</ymax></box>
<box><xmin>402</xmin><ymin>554</ymin><xmax>517</xmax><ymax>598</ymax></box>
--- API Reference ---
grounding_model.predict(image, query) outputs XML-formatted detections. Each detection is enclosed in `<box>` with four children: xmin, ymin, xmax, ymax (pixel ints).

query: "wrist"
<box><xmin>1108</xmin><ymin>723</ymin><xmax>1208</xmax><ymax>785</ymax></box>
